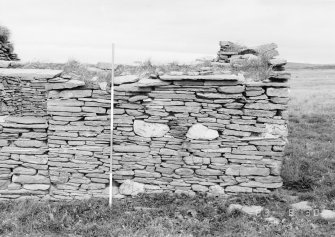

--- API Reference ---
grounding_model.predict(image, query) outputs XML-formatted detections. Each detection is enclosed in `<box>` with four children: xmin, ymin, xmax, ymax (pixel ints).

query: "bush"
<box><xmin>0</xmin><ymin>25</ymin><xmax>11</xmax><ymax>42</ymax></box>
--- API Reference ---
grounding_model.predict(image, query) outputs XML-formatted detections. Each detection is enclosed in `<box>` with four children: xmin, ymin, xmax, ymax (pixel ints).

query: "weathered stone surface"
<box><xmin>114</xmin><ymin>75</ymin><xmax>139</xmax><ymax>85</ymax></box>
<box><xmin>134</xmin><ymin>120</ymin><xmax>169</xmax><ymax>138</ymax></box>
<box><xmin>175</xmin><ymin>168</ymin><xmax>194</xmax><ymax>176</ymax></box>
<box><xmin>266</xmin><ymin>88</ymin><xmax>289</xmax><ymax>97</ymax></box>
<box><xmin>225</xmin><ymin>186</ymin><xmax>252</xmax><ymax>193</ymax></box>
<box><xmin>160</xmin><ymin>74</ymin><xmax>238</xmax><ymax>81</ymax></box>
<box><xmin>13</xmin><ymin>167</ymin><xmax>36</xmax><ymax>175</ymax></box>
<box><xmin>46</xmin><ymin>80</ymin><xmax>85</xmax><ymax>90</ymax></box>
<box><xmin>0</xmin><ymin>69</ymin><xmax>62</xmax><ymax>80</ymax></box>
<box><xmin>20</xmin><ymin>155</ymin><xmax>48</xmax><ymax>164</ymax></box>
<box><xmin>186</xmin><ymin>124</ymin><xmax>219</xmax><ymax>140</ymax></box>
<box><xmin>191</xmin><ymin>184</ymin><xmax>208</xmax><ymax>192</ymax></box>
<box><xmin>114</xmin><ymin>145</ymin><xmax>150</xmax><ymax>153</ymax></box>
<box><xmin>119</xmin><ymin>180</ymin><xmax>145</xmax><ymax>196</ymax></box>
<box><xmin>14</xmin><ymin>140</ymin><xmax>45</xmax><ymax>148</ymax></box>
<box><xmin>12</xmin><ymin>175</ymin><xmax>50</xmax><ymax>184</ymax></box>
<box><xmin>137</xmin><ymin>78</ymin><xmax>170</xmax><ymax>87</ymax></box>
<box><xmin>23</xmin><ymin>184</ymin><xmax>50</xmax><ymax>190</ymax></box>
<box><xmin>4</xmin><ymin>116</ymin><xmax>47</xmax><ymax>124</ymax></box>
<box><xmin>291</xmin><ymin>201</ymin><xmax>312</xmax><ymax>211</ymax></box>
<box><xmin>208</xmin><ymin>185</ymin><xmax>225</xmax><ymax>196</ymax></box>
<box><xmin>218</xmin><ymin>85</ymin><xmax>245</xmax><ymax>94</ymax></box>
<box><xmin>320</xmin><ymin>210</ymin><xmax>335</xmax><ymax>221</ymax></box>
<box><xmin>54</xmin><ymin>90</ymin><xmax>92</xmax><ymax>99</ymax></box>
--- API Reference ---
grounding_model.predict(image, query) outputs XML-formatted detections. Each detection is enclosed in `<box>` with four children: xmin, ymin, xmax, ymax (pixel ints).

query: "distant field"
<box><xmin>288</xmin><ymin>68</ymin><xmax>335</xmax><ymax>117</ymax></box>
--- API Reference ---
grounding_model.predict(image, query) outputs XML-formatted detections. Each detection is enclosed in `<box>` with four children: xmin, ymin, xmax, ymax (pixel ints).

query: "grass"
<box><xmin>1</xmin><ymin>66</ymin><xmax>335</xmax><ymax>236</ymax></box>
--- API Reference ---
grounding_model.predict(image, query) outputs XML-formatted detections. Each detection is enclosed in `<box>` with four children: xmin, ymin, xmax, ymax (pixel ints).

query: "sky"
<box><xmin>0</xmin><ymin>0</ymin><xmax>334</xmax><ymax>64</ymax></box>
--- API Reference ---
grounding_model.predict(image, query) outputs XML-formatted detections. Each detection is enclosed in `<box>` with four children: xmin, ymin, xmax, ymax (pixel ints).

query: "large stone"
<box><xmin>218</xmin><ymin>85</ymin><xmax>245</xmax><ymax>94</ymax></box>
<box><xmin>114</xmin><ymin>75</ymin><xmax>139</xmax><ymax>85</ymax></box>
<box><xmin>54</xmin><ymin>90</ymin><xmax>92</xmax><ymax>99</ymax></box>
<box><xmin>290</xmin><ymin>201</ymin><xmax>312</xmax><ymax>211</ymax></box>
<box><xmin>0</xmin><ymin>69</ymin><xmax>62</xmax><ymax>80</ymax></box>
<box><xmin>160</xmin><ymin>74</ymin><xmax>238</xmax><ymax>81</ymax></box>
<box><xmin>14</xmin><ymin>140</ymin><xmax>45</xmax><ymax>148</ymax></box>
<box><xmin>240</xmin><ymin>167</ymin><xmax>270</xmax><ymax>176</ymax></box>
<box><xmin>175</xmin><ymin>168</ymin><xmax>194</xmax><ymax>176</ymax></box>
<box><xmin>13</xmin><ymin>167</ymin><xmax>36</xmax><ymax>175</ymax></box>
<box><xmin>320</xmin><ymin>210</ymin><xmax>335</xmax><ymax>221</ymax></box>
<box><xmin>266</xmin><ymin>88</ymin><xmax>289</xmax><ymax>97</ymax></box>
<box><xmin>20</xmin><ymin>155</ymin><xmax>48</xmax><ymax>164</ymax></box>
<box><xmin>119</xmin><ymin>180</ymin><xmax>145</xmax><ymax>196</ymax></box>
<box><xmin>114</xmin><ymin>145</ymin><xmax>150</xmax><ymax>153</ymax></box>
<box><xmin>134</xmin><ymin>120</ymin><xmax>169</xmax><ymax>138</ymax></box>
<box><xmin>4</xmin><ymin>116</ymin><xmax>47</xmax><ymax>124</ymax></box>
<box><xmin>186</xmin><ymin>124</ymin><xmax>219</xmax><ymax>140</ymax></box>
<box><xmin>23</xmin><ymin>184</ymin><xmax>50</xmax><ymax>190</ymax></box>
<box><xmin>46</xmin><ymin>79</ymin><xmax>85</xmax><ymax>90</ymax></box>
<box><xmin>137</xmin><ymin>78</ymin><xmax>170</xmax><ymax>87</ymax></box>
<box><xmin>12</xmin><ymin>175</ymin><xmax>50</xmax><ymax>184</ymax></box>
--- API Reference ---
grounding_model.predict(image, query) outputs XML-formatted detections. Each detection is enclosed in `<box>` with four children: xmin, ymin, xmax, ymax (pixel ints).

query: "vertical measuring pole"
<box><xmin>109</xmin><ymin>43</ymin><xmax>115</xmax><ymax>208</ymax></box>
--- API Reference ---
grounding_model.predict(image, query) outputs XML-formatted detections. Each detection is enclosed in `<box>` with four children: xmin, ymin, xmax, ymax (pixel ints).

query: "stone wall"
<box><xmin>0</xmin><ymin>41</ymin><xmax>290</xmax><ymax>200</ymax></box>
<box><xmin>0</xmin><ymin>69</ymin><xmax>111</xmax><ymax>200</ymax></box>
<box><xmin>112</xmin><ymin>71</ymin><xmax>289</xmax><ymax>197</ymax></box>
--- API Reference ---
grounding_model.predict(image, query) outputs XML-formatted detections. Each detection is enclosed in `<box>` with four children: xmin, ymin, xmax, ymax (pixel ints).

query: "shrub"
<box><xmin>0</xmin><ymin>25</ymin><xmax>11</xmax><ymax>42</ymax></box>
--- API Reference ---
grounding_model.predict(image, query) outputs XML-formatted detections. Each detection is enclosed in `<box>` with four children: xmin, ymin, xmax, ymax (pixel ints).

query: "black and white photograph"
<box><xmin>0</xmin><ymin>0</ymin><xmax>334</xmax><ymax>236</ymax></box>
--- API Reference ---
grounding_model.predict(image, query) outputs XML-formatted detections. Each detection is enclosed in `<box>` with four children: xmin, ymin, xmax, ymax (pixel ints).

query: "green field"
<box><xmin>1</xmin><ymin>67</ymin><xmax>335</xmax><ymax>236</ymax></box>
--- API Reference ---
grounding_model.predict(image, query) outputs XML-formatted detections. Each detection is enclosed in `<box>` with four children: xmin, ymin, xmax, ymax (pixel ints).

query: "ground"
<box><xmin>0</xmin><ymin>63</ymin><xmax>335</xmax><ymax>236</ymax></box>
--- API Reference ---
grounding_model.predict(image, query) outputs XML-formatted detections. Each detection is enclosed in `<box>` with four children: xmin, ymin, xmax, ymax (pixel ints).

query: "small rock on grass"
<box><xmin>320</xmin><ymin>210</ymin><xmax>335</xmax><ymax>221</ymax></box>
<box><xmin>290</xmin><ymin>201</ymin><xmax>312</xmax><ymax>211</ymax></box>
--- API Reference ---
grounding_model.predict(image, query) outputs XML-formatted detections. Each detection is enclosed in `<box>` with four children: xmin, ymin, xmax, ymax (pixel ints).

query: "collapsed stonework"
<box><xmin>0</xmin><ymin>41</ymin><xmax>290</xmax><ymax>200</ymax></box>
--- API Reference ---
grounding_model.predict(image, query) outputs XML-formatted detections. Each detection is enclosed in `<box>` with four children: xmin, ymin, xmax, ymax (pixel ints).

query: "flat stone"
<box><xmin>186</xmin><ymin>124</ymin><xmax>219</xmax><ymax>140</ymax></box>
<box><xmin>14</xmin><ymin>140</ymin><xmax>45</xmax><ymax>148</ymax></box>
<box><xmin>291</xmin><ymin>201</ymin><xmax>312</xmax><ymax>211</ymax></box>
<box><xmin>266</xmin><ymin>88</ymin><xmax>289</xmax><ymax>97</ymax></box>
<box><xmin>20</xmin><ymin>155</ymin><xmax>48</xmax><ymax>164</ymax></box>
<box><xmin>0</xmin><ymin>69</ymin><xmax>63</xmax><ymax>80</ymax></box>
<box><xmin>13</xmin><ymin>167</ymin><xmax>36</xmax><ymax>175</ymax></box>
<box><xmin>134</xmin><ymin>120</ymin><xmax>169</xmax><ymax>138</ymax></box>
<box><xmin>52</xmin><ymin>89</ymin><xmax>92</xmax><ymax>99</ymax></box>
<box><xmin>23</xmin><ymin>184</ymin><xmax>50</xmax><ymax>190</ymax></box>
<box><xmin>241</xmin><ymin>205</ymin><xmax>264</xmax><ymax>216</ymax></box>
<box><xmin>137</xmin><ymin>78</ymin><xmax>170</xmax><ymax>87</ymax></box>
<box><xmin>218</xmin><ymin>85</ymin><xmax>245</xmax><ymax>94</ymax></box>
<box><xmin>197</xmin><ymin>93</ymin><xmax>241</xmax><ymax>99</ymax></box>
<box><xmin>128</xmin><ymin>95</ymin><xmax>148</xmax><ymax>102</ymax></box>
<box><xmin>320</xmin><ymin>210</ymin><xmax>335</xmax><ymax>221</ymax></box>
<box><xmin>240</xmin><ymin>167</ymin><xmax>270</xmax><ymax>176</ymax></box>
<box><xmin>48</xmin><ymin>99</ymin><xmax>84</xmax><ymax>107</ymax></box>
<box><xmin>46</xmin><ymin>79</ymin><xmax>85</xmax><ymax>90</ymax></box>
<box><xmin>114</xmin><ymin>145</ymin><xmax>150</xmax><ymax>153</ymax></box>
<box><xmin>114</xmin><ymin>75</ymin><xmax>139</xmax><ymax>85</ymax></box>
<box><xmin>225</xmin><ymin>186</ymin><xmax>252</xmax><ymax>193</ymax></box>
<box><xmin>195</xmin><ymin>169</ymin><xmax>222</xmax><ymax>176</ymax></box>
<box><xmin>160</xmin><ymin>74</ymin><xmax>238</xmax><ymax>81</ymax></box>
<box><xmin>191</xmin><ymin>184</ymin><xmax>208</xmax><ymax>192</ymax></box>
<box><xmin>4</xmin><ymin>116</ymin><xmax>47</xmax><ymax>124</ymax></box>
<box><xmin>175</xmin><ymin>168</ymin><xmax>194</xmax><ymax>176</ymax></box>
<box><xmin>1</xmin><ymin>147</ymin><xmax>46</xmax><ymax>155</ymax></box>
<box><xmin>12</xmin><ymin>175</ymin><xmax>50</xmax><ymax>184</ymax></box>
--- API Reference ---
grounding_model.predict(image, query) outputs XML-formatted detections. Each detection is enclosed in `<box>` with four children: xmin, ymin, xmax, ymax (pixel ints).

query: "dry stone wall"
<box><xmin>0</xmin><ymin>41</ymin><xmax>290</xmax><ymax>200</ymax></box>
<box><xmin>0</xmin><ymin>69</ymin><xmax>111</xmax><ymax>200</ymax></box>
<box><xmin>112</xmin><ymin>71</ymin><xmax>289</xmax><ymax>197</ymax></box>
